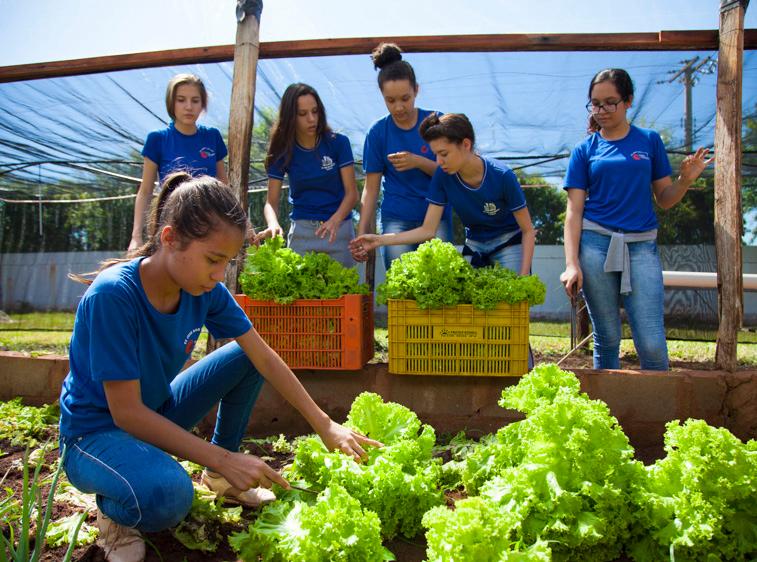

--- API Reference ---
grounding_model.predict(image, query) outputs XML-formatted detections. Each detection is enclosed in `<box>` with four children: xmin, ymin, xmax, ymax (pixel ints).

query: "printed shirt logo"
<box><xmin>321</xmin><ymin>155</ymin><xmax>335</xmax><ymax>171</ymax></box>
<box><xmin>199</xmin><ymin>147</ymin><xmax>216</xmax><ymax>159</ymax></box>
<box><xmin>420</xmin><ymin>144</ymin><xmax>429</xmax><ymax>154</ymax></box>
<box><xmin>183</xmin><ymin>327</ymin><xmax>202</xmax><ymax>355</ymax></box>
<box><xmin>631</xmin><ymin>151</ymin><xmax>650</xmax><ymax>161</ymax></box>
<box><xmin>483</xmin><ymin>202</ymin><xmax>500</xmax><ymax>216</ymax></box>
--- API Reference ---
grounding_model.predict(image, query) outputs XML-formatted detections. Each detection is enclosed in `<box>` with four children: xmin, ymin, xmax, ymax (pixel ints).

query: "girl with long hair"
<box><xmin>62</xmin><ymin>172</ymin><xmax>379</xmax><ymax>561</ymax></box>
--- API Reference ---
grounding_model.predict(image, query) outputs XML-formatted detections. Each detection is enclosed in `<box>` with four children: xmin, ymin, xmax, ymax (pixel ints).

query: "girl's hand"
<box><xmin>387</xmin><ymin>151</ymin><xmax>419</xmax><ymax>172</ymax></box>
<box><xmin>560</xmin><ymin>264</ymin><xmax>583</xmax><ymax>299</ymax></box>
<box><xmin>679</xmin><ymin>147</ymin><xmax>714</xmax><ymax>184</ymax></box>
<box><xmin>255</xmin><ymin>225</ymin><xmax>285</xmax><ymax>244</ymax></box>
<box><xmin>127</xmin><ymin>237</ymin><xmax>142</xmax><ymax>252</ymax></box>
<box><xmin>315</xmin><ymin>218</ymin><xmax>340</xmax><ymax>244</ymax></box>
<box><xmin>318</xmin><ymin>419</ymin><xmax>383</xmax><ymax>463</ymax></box>
<box><xmin>218</xmin><ymin>451</ymin><xmax>290</xmax><ymax>490</ymax></box>
<box><xmin>349</xmin><ymin>234</ymin><xmax>380</xmax><ymax>262</ymax></box>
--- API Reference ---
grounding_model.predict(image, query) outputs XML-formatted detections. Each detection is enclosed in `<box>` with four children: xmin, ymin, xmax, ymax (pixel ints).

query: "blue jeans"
<box><xmin>464</xmin><ymin>232</ymin><xmax>523</xmax><ymax>272</ymax></box>
<box><xmin>580</xmin><ymin>230</ymin><xmax>668</xmax><ymax>370</ymax></box>
<box><xmin>288</xmin><ymin>218</ymin><xmax>355</xmax><ymax>269</ymax></box>
<box><xmin>61</xmin><ymin>342</ymin><xmax>264</xmax><ymax>532</ymax></box>
<box><xmin>381</xmin><ymin>215</ymin><xmax>454</xmax><ymax>272</ymax></box>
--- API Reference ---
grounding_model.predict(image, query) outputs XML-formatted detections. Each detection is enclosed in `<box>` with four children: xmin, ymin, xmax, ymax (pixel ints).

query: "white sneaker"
<box><xmin>201</xmin><ymin>470</ymin><xmax>276</xmax><ymax>508</ymax></box>
<box><xmin>96</xmin><ymin>509</ymin><xmax>145</xmax><ymax>562</ymax></box>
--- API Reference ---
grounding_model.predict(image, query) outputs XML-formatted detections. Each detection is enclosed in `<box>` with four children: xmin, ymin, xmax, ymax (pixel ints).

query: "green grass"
<box><xmin>0</xmin><ymin>312</ymin><xmax>75</xmax><ymax>331</ymax></box>
<box><xmin>1</xmin><ymin>316</ymin><xmax>755</xmax><ymax>367</ymax></box>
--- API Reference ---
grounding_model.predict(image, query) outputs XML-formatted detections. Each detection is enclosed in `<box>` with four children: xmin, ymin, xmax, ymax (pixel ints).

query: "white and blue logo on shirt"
<box><xmin>483</xmin><ymin>202</ymin><xmax>500</xmax><ymax>216</ymax></box>
<box><xmin>183</xmin><ymin>327</ymin><xmax>202</xmax><ymax>354</ymax></box>
<box><xmin>631</xmin><ymin>151</ymin><xmax>650</xmax><ymax>161</ymax></box>
<box><xmin>321</xmin><ymin>155</ymin><xmax>335</xmax><ymax>171</ymax></box>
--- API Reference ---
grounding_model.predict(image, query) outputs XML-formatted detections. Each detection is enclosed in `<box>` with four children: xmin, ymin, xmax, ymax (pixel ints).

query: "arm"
<box><xmin>513</xmin><ymin>207</ymin><xmax>535</xmax><ymax>276</ymax></box>
<box><xmin>215</xmin><ymin>160</ymin><xmax>229</xmax><ymax>185</ymax></box>
<box><xmin>315</xmin><ymin>165</ymin><xmax>359</xmax><ymax>243</ymax></box>
<box><xmin>129</xmin><ymin>157</ymin><xmax>158</xmax><ymax>251</ymax></box>
<box><xmin>350</xmin><ymin>203</ymin><xmax>444</xmax><ymax>261</ymax></box>
<box><xmin>104</xmin><ymin>379</ymin><xmax>289</xmax><ymax>491</ymax></box>
<box><xmin>357</xmin><ymin>172</ymin><xmax>382</xmax><ymax>236</ymax></box>
<box><xmin>256</xmin><ymin>178</ymin><xmax>285</xmax><ymax>242</ymax></box>
<box><xmin>387</xmin><ymin>152</ymin><xmax>438</xmax><ymax>176</ymax></box>
<box><xmin>652</xmin><ymin>147</ymin><xmax>714</xmax><ymax>210</ymax></box>
<box><xmin>559</xmin><ymin>189</ymin><xmax>586</xmax><ymax>297</ymax></box>
<box><xmin>235</xmin><ymin>327</ymin><xmax>382</xmax><ymax>457</ymax></box>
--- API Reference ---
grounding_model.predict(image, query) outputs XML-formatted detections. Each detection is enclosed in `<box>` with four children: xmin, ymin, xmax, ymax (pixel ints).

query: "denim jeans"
<box><xmin>288</xmin><ymin>218</ymin><xmax>355</xmax><ymax>269</ymax></box>
<box><xmin>463</xmin><ymin>231</ymin><xmax>523</xmax><ymax>272</ymax></box>
<box><xmin>61</xmin><ymin>341</ymin><xmax>264</xmax><ymax>532</ymax></box>
<box><xmin>580</xmin><ymin>230</ymin><xmax>668</xmax><ymax>370</ymax></box>
<box><xmin>380</xmin><ymin>215</ymin><xmax>454</xmax><ymax>273</ymax></box>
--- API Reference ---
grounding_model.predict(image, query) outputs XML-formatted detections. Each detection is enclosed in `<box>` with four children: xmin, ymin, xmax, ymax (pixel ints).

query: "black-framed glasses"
<box><xmin>585</xmin><ymin>100</ymin><xmax>624</xmax><ymax>114</ymax></box>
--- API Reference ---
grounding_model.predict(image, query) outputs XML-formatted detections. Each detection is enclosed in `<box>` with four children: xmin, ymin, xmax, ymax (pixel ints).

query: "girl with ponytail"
<box><xmin>61</xmin><ymin>173</ymin><xmax>380</xmax><ymax>562</ymax></box>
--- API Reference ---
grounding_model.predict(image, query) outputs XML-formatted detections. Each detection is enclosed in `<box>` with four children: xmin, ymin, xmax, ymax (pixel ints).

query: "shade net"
<box><xmin>0</xmin><ymin>49</ymin><xmax>755</xmax><ymax>340</ymax></box>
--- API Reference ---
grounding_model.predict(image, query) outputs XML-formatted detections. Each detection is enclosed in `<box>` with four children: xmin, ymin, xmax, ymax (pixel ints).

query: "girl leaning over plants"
<box><xmin>61</xmin><ymin>172</ymin><xmax>380</xmax><ymax>562</ymax></box>
<box><xmin>350</xmin><ymin>112</ymin><xmax>535</xmax><ymax>276</ymax></box>
<box><xmin>560</xmin><ymin>68</ymin><xmax>713</xmax><ymax>371</ymax></box>
<box><xmin>358</xmin><ymin>42</ymin><xmax>454</xmax><ymax>272</ymax></box>
<box><xmin>129</xmin><ymin>73</ymin><xmax>228</xmax><ymax>251</ymax></box>
<box><xmin>256</xmin><ymin>83</ymin><xmax>359</xmax><ymax>268</ymax></box>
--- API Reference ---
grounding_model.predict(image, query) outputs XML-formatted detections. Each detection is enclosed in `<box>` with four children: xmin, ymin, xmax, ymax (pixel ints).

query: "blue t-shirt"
<box><xmin>142</xmin><ymin>123</ymin><xmax>228</xmax><ymax>184</ymax></box>
<box><xmin>268</xmin><ymin>132</ymin><xmax>354</xmax><ymax>221</ymax></box>
<box><xmin>363</xmin><ymin>108</ymin><xmax>451</xmax><ymax>223</ymax></box>
<box><xmin>59</xmin><ymin>258</ymin><xmax>251</xmax><ymax>439</ymax></box>
<box><xmin>564</xmin><ymin>125</ymin><xmax>672</xmax><ymax>232</ymax></box>
<box><xmin>427</xmin><ymin>157</ymin><xmax>527</xmax><ymax>242</ymax></box>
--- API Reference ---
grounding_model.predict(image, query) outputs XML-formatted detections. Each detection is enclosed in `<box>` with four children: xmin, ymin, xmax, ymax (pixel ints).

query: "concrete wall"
<box><xmin>2</xmin><ymin>247</ymin><xmax>755</xmax><ymax>323</ymax></box>
<box><xmin>2</xmin><ymin>352</ymin><xmax>753</xmax><ymax>452</ymax></box>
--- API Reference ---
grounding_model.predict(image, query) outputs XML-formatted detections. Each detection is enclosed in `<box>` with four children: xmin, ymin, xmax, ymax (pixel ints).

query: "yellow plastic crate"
<box><xmin>388</xmin><ymin>299</ymin><xmax>529</xmax><ymax>376</ymax></box>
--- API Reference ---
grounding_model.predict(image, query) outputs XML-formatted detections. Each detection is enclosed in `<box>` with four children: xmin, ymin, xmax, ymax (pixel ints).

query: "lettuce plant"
<box><xmin>290</xmin><ymin>392</ymin><xmax>444</xmax><ymax>538</ymax></box>
<box><xmin>629</xmin><ymin>419</ymin><xmax>757</xmax><ymax>561</ymax></box>
<box><xmin>229</xmin><ymin>483</ymin><xmax>394</xmax><ymax>561</ymax></box>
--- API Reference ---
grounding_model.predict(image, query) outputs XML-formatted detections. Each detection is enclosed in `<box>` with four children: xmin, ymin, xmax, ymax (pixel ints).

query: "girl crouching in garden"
<box><xmin>60</xmin><ymin>172</ymin><xmax>379</xmax><ymax>562</ymax></box>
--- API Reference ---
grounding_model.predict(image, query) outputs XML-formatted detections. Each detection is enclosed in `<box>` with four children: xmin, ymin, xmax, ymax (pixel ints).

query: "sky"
<box><xmin>1</xmin><ymin>0</ymin><xmax>755</xmax><ymax>67</ymax></box>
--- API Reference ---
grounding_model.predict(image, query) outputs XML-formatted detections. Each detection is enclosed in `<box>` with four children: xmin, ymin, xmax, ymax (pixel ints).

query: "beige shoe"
<box><xmin>96</xmin><ymin>509</ymin><xmax>145</xmax><ymax>562</ymax></box>
<box><xmin>201</xmin><ymin>470</ymin><xmax>276</xmax><ymax>508</ymax></box>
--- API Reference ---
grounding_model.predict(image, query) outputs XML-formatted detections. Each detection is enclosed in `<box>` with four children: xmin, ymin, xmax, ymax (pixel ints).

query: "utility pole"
<box><xmin>659</xmin><ymin>56</ymin><xmax>715</xmax><ymax>151</ymax></box>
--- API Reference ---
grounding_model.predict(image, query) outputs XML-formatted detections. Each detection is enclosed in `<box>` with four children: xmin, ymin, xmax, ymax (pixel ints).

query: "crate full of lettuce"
<box><xmin>379</xmin><ymin>239</ymin><xmax>545</xmax><ymax>376</ymax></box>
<box><xmin>237</xmin><ymin>237</ymin><xmax>372</xmax><ymax>370</ymax></box>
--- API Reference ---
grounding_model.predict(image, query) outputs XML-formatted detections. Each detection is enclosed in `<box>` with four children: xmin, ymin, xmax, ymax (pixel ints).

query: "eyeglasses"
<box><xmin>585</xmin><ymin>100</ymin><xmax>624</xmax><ymax>114</ymax></box>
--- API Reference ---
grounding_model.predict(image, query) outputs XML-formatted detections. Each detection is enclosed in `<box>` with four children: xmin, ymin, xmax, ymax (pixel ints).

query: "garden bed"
<box><xmin>1</xmin><ymin>426</ymin><xmax>659</xmax><ymax>562</ymax></box>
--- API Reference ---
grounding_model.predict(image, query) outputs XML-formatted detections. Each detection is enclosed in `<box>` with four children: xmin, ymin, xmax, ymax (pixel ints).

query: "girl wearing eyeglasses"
<box><xmin>560</xmin><ymin>68</ymin><xmax>713</xmax><ymax>370</ymax></box>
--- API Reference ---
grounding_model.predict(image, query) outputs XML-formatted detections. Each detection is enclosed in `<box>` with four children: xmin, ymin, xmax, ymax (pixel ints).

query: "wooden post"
<box><xmin>714</xmin><ymin>0</ymin><xmax>747</xmax><ymax>371</ymax></box>
<box><xmin>208</xmin><ymin>0</ymin><xmax>262</xmax><ymax>354</ymax></box>
<box><xmin>224</xmin><ymin>0</ymin><xmax>262</xmax><ymax>295</ymax></box>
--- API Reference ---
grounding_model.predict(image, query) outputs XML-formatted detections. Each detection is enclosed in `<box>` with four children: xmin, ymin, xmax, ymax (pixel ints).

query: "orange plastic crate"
<box><xmin>234</xmin><ymin>294</ymin><xmax>374</xmax><ymax>370</ymax></box>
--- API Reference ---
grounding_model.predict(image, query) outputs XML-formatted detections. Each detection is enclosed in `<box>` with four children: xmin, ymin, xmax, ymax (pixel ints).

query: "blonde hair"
<box><xmin>165</xmin><ymin>73</ymin><xmax>208</xmax><ymax>120</ymax></box>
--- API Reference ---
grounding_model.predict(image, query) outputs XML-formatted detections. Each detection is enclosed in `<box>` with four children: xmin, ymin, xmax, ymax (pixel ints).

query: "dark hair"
<box><xmin>371</xmin><ymin>43</ymin><xmax>417</xmax><ymax>91</ymax></box>
<box><xmin>587</xmin><ymin>68</ymin><xmax>634</xmax><ymax>133</ymax></box>
<box><xmin>265</xmin><ymin>83</ymin><xmax>331</xmax><ymax>171</ymax></box>
<box><xmin>165</xmin><ymin>73</ymin><xmax>208</xmax><ymax>121</ymax></box>
<box><xmin>71</xmin><ymin>173</ymin><xmax>248</xmax><ymax>285</ymax></box>
<box><xmin>419</xmin><ymin>112</ymin><xmax>475</xmax><ymax>148</ymax></box>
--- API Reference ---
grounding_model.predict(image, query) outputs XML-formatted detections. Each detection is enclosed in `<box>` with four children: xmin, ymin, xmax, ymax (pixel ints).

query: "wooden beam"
<box><xmin>714</xmin><ymin>0</ymin><xmax>746</xmax><ymax>371</ymax></box>
<box><xmin>2</xmin><ymin>29</ymin><xmax>756</xmax><ymax>83</ymax></box>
